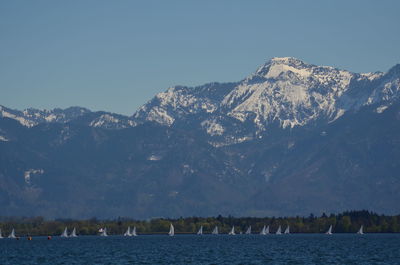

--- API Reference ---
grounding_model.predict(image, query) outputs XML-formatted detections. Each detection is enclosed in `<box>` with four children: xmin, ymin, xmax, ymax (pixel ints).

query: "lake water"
<box><xmin>1</xmin><ymin>234</ymin><xmax>399</xmax><ymax>264</ymax></box>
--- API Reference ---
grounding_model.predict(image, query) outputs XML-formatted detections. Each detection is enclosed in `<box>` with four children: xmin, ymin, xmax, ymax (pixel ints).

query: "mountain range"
<box><xmin>1</xmin><ymin>57</ymin><xmax>400</xmax><ymax>219</ymax></box>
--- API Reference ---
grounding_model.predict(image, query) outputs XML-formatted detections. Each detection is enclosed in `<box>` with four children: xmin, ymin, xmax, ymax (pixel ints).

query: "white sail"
<box><xmin>228</xmin><ymin>226</ymin><xmax>235</xmax><ymax>235</ymax></box>
<box><xmin>266</xmin><ymin>225</ymin><xmax>270</xmax><ymax>234</ymax></box>
<box><xmin>197</xmin><ymin>226</ymin><xmax>203</xmax><ymax>235</ymax></box>
<box><xmin>8</xmin><ymin>228</ymin><xmax>16</xmax><ymax>239</ymax></box>
<box><xmin>100</xmin><ymin>227</ymin><xmax>108</xmax><ymax>237</ymax></box>
<box><xmin>132</xmin><ymin>226</ymin><xmax>137</xmax><ymax>236</ymax></box>
<box><xmin>260</xmin><ymin>225</ymin><xmax>266</xmax><ymax>235</ymax></box>
<box><xmin>124</xmin><ymin>226</ymin><xmax>132</xmax><ymax>236</ymax></box>
<box><xmin>212</xmin><ymin>226</ymin><xmax>218</xmax><ymax>235</ymax></box>
<box><xmin>61</xmin><ymin>227</ymin><xmax>68</xmax><ymax>238</ymax></box>
<box><xmin>276</xmin><ymin>225</ymin><xmax>282</xmax><ymax>235</ymax></box>
<box><xmin>326</xmin><ymin>225</ymin><xmax>333</xmax><ymax>235</ymax></box>
<box><xmin>0</xmin><ymin>228</ymin><xmax>3</xmax><ymax>239</ymax></box>
<box><xmin>357</xmin><ymin>225</ymin><xmax>364</xmax><ymax>235</ymax></box>
<box><xmin>168</xmin><ymin>224</ymin><xmax>174</xmax><ymax>236</ymax></box>
<box><xmin>245</xmin><ymin>226</ymin><xmax>251</xmax><ymax>235</ymax></box>
<box><xmin>70</xmin><ymin>227</ymin><xmax>78</xmax><ymax>237</ymax></box>
<box><xmin>284</xmin><ymin>225</ymin><xmax>290</xmax><ymax>234</ymax></box>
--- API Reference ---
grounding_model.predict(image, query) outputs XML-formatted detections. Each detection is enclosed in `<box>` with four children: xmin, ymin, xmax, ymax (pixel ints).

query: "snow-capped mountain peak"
<box><xmin>254</xmin><ymin>57</ymin><xmax>312</xmax><ymax>79</ymax></box>
<box><xmin>222</xmin><ymin>57</ymin><xmax>357</xmax><ymax>129</ymax></box>
<box><xmin>132</xmin><ymin>57</ymin><xmax>400</xmax><ymax>145</ymax></box>
<box><xmin>2</xmin><ymin>58</ymin><xmax>399</xmax><ymax>146</ymax></box>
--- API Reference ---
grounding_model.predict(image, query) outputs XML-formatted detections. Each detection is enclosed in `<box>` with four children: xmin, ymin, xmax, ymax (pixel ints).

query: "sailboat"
<box><xmin>284</xmin><ymin>225</ymin><xmax>290</xmax><ymax>234</ymax></box>
<box><xmin>8</xmin><ymin>228</ymin><xmax>16</xmax><ymax>239</ymax></box>
<box><xmin>228</xmin><ymin>226</ymin><xmax>235</xmax><ymax>235</ymax></box>
<box><xmin>245</xmin><ymin>226</ymin><xmax>251</xmax><ymax>235</ymax></box>
<box><xmin>265</xmin><ymin>225</ymin><xmax>270</xmax><ymax>234</ymax></box>
<box><xmin>0</xmin><ymin>228</ymin><xmax>3</xmax><ymax>239</ymax></box>
<box><xmin>212</xmin><ymin>226</ymin><xmax>218</xmax><ymax>235</ymax></box>
<box><xmin>260</xmin><ymin>225</ymin><xmax>266</xmax><ymax>235</ymax></box>
<box><xmin>357</xmin><ymin>225</ymin><xmax>364</xmax><ymax>235</ymax></box>
<box><xmin>70</xmin><ymin>227</ymin><xmax>78</xmax><ymax>237</ymax></box>
<box><xmin>61</xmin><ymin>227</ymin><xmax>68</xmax><ymax>237</ymax></box>
<box><xmin>132</xmin><ymin>226</ymin><xmax>137</xmax><ymax>236</ymax></box>
<box><xmin>276</xmin><ymin>225</ymin><xmax>282</xmax><ymax>235</ymax></box>
<box><xmin>124</xmin><ymin>227</ymin><xmax>132</xmax><ymax>236</ymax></box>
<box><xmin>100</xmin><ymin>227</ymin><xmax>108</xmax><ymax>237</ymax></box>
<box><xmin>197</xmin><ymin>226</ymin><xmax>203</xmax><ymax>235</ymax></box>
<box><xmin>168</xmin><ymin>223</ymin><xmax>175</xmax><ymax>236</ymax></box>
<box><xmin>325</xmin><ymin>225</ymin><xmax>333</xmax><ymax>235</ymax></box>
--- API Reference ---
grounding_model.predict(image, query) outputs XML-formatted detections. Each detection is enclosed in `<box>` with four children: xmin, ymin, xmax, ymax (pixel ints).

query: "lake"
<box><xmin>1</xmin><ymin>234</ymin><xmax>399</xmax><ymax>264</ymax></box>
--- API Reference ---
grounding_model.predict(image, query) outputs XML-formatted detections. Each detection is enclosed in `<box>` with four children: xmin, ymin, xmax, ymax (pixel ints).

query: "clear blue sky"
<box><xmin>1</xmin><ymin>0</ymin><xmax>399</xmax><ymax>115</ymax></box>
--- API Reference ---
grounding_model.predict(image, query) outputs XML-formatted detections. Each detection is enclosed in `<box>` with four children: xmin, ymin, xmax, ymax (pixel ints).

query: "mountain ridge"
<box><xmin>133</xmin><ymin>57</ymin><xmax>400</xmax><ymax>146</ymax></box>
<box><xmin>2</xmin><ymin>57</ymin><xmax>399</xmax><ymax>132</ymax></box>
<box><xmin>1</xmin><ymin>57</ymin><xmax>400</xmax><ymax>218</ymax></box>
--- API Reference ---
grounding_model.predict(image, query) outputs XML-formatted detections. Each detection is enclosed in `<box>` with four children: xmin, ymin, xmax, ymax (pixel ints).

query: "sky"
<box><xmin>1</xmin><ymin>0</ymin><xmax>399</xmax><ymax>115</ymax></box>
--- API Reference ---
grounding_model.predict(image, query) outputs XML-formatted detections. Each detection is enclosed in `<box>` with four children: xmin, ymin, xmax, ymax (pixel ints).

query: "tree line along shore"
<box><xmin>0</xmin><ymin>211</ymin><xmax>399</xmax><ymax>237</ymax></box>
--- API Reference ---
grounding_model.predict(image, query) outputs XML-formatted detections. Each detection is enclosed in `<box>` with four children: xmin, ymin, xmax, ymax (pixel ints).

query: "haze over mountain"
<box><xmin>1</xmin><ymin>57</ymin><xmax>400</xmax><ymax>219</ymax></box>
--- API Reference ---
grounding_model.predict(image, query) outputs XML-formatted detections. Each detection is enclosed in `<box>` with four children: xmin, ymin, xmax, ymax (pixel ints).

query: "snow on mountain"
<box><xmin>23</xmin><ymin>106</ymin><xmax>91</xmax><ymax>124</ymax></box>
<box><xmin>133</xmin><ymin>57</ymin><xmax>400</xmax><ymax>143</ymax></box>
<box><xmin>0</xmin><ymin>105</ymin><xmax>136</xmax><ymax>129</ymax></box>
<box><xmin>0</xmin><ymin>105</ymin><xmax>91</xmax><ymax>127</ymax></box>
<box><xmin>90</xmin><ymin>113</ymin><xmax>136</xmax><ymax>129</ymax></box>
<box><xmin>24</xmin><ymin>169</ymin><xmax>44</xmax><ymax>185</ymax></box>
<box><xmin>2</xmin><ymin>58</ymin><xmax>399</xmax><ymax>142</ymax></box>
<box><xmin>365</xmin><ymin>64</ymin><xmax>400</xmax><ymax>105</ymax></box>
<box><xmin>133</xmin><ymin>82</ymin><xmax>238</xmax><ymax>125</ymax></box>
<box><xmin>201</xmin><ymin>119</ymin><xmax>225</xmax><ymax>136</ymax></box>
<box><xmin>0</xmin><ymin>106</ymin><xmax>38</xmax><ymax>127</ymax></box>
<box><xmin>222</xmin><ymin>57</ymin><xmax>359</xmax><ymax>128</ymax></box>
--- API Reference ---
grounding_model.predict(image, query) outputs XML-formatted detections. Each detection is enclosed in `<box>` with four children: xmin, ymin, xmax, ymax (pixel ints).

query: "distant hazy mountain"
<box><xmin>1</xmin><ymin>57</ymin><xmax>399</xmax><ymax>219</ymax></box>
<box><xmin>0</xmin><ymin>105</ymin><xmax>137</xmax><ymax>130</ymax></box>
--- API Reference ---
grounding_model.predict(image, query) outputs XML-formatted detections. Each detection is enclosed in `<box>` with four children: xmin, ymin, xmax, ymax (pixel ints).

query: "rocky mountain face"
<box><xmin>1</xmin><ymin>57</ymin><xmax>400</xmax><ymax>219</ymax></box>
